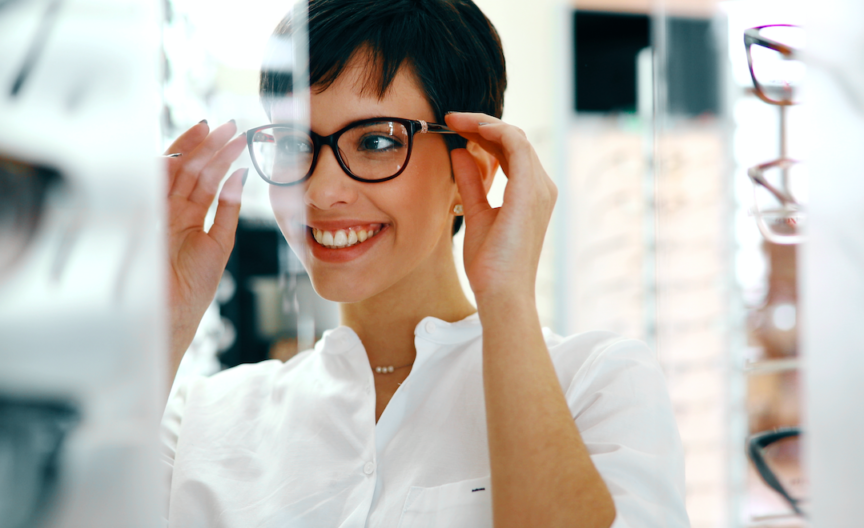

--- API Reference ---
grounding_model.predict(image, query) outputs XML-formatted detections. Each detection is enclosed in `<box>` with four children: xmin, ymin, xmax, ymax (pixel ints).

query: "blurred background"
<box><xmin>4</xmin><ymin>0</ymin><xmax>863</xmax><ymax>526</ymax></box>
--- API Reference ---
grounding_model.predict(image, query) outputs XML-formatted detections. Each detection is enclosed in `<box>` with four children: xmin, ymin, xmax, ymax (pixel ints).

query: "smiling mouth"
<box><xmin>310</xmin><ymin>223</ymin><xmax>385</xmax><ymax>249</ymax></box>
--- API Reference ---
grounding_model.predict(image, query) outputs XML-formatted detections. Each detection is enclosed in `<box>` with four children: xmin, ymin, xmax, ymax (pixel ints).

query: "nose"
<box><xmin>304</xmin><ymin>144</ymin><xmax>359</xmax><ymax>210</ymax></box>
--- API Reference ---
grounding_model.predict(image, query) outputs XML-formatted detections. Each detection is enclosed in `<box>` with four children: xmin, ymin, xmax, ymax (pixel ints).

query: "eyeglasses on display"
<box><xmin>747</xmin><ymin>427</ymin><xmax>806</xmax><ymax>517</ymax></box>
<box><xmin>747</xmin><ymin>158</ymin><xmax>806</xmax><ymax>245</ymax></box>
<box><xmin>745</xmin><ymin>24</ymin><xmax>805</xmax><ymax>106</ymax></box>
<box><xmin>246</xmin><ymin>117</ymin><xmax>458</xmax><ymax>186</ymax></box>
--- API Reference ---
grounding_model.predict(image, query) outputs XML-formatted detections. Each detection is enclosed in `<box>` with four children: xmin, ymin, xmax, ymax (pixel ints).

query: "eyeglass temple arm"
<box><xmin>744</xmin><ymin>27</ymin><xmax>799</xmax><ymax>59</ymax></box>
<box><xmin>747</xmin><ymin>427</ymin><xmax>805</xmax><ymax>517</ymax></box>
<box><xmin>748</xmin><ymin>161</ymin><xmax>800</xmax><ymax>207</ymax></box>
<box><xmin>417</xmin><ymin>120</ymin><xmax>459</xmax><ymax>135</ymax></box>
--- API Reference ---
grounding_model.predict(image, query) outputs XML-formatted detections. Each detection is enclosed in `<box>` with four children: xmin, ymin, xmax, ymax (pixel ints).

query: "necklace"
<box><xmin>373</xmin><ymin>362</ymin><xmax>414</xmax><ymax>374</ymax></box>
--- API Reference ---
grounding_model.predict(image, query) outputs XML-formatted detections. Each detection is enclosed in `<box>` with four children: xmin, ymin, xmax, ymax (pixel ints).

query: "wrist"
<box><xmin>474</xmin><ymin>286</ymin><xmax>534</xmax><ymax>308</ymax></box>
<box><xmin>474</xmin><ymin>289</ymin><xmax>538</xmax><ymax>320</ymax></box>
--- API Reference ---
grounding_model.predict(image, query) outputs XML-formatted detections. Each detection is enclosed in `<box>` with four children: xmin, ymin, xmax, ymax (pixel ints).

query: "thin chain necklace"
<box><xmin>373</xmin><ymin>362</ymin><xmax>414</xmax><ymax>374</ymax></box>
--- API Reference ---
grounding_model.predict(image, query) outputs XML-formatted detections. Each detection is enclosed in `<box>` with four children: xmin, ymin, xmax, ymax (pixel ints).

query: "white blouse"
<box><xmin>161</xmin><ymin>314</ymin><xmax>690</xmax><ymax>528</ymax></box>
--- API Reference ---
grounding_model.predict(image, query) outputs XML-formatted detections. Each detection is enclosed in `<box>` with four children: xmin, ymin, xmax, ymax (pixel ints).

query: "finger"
<box><xmin>473</xmin><ymin>123</ymin><xmax>539</xmax><ymax>188</ymax></box>
<box><xmin>445</xmin><ymin>113</ymin><xmax>510</xmax><ymax>174</ymax></box>
<box><xmin>164</xmin><ymin>121</ymin><xmax>210</xmax><ymax>189</ymax></box>
<box><xmin>208</xmin><ymin>168</ymin><xmax>246</xmax><ymax>254</ymax></box>
<box><xmin>451</xmin><ymin>149</ymin><xmax>491</xmax><ymax>217</ymax></box>
<box><xmin>445</xmin><ymin>111</ymin><xmax>501</xmax><ymax>128</ymax></box>
<box><xmin>448</xmin><ymin>112</ymin><xmax>528</xmax><ymax>161</ymax></box>
<box><xmin>188</xmin><ymin>134</ymin><xmax>248</xmax><ymax>207</ymax></box>
<box><xmin>170</xmin><ymin>120</ymin><xmax>238</xmax><ymax>198</ymax></box>
<box><xmin>163</xmin><ymin>120</ymin><xmax>210</xmax><ymax>156</ymax></box>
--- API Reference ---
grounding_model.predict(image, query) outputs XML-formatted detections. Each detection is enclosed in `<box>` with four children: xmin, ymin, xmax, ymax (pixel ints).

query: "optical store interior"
<box><xmin>1</xmin><ymin>0</ymin><xmax>862</xmax><ymax>527</ymax></box>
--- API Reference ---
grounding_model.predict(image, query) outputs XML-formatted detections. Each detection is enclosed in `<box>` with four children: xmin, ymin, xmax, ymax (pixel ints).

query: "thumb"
<box><xmin>451</xmin><ymin>148</ymin><xmax>490</xmax><ymax>217</ymax></box>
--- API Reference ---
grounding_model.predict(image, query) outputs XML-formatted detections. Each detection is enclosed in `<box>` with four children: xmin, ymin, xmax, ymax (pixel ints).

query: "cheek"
<box><xmin>388</xmin><ymin>153</ymin><xmax>454</xmax><ymax>242</ymax></box>
<box><xmin>269</xmin><ymin>185</ymin><xmax>307</xmax><ymax>250</ymax></box>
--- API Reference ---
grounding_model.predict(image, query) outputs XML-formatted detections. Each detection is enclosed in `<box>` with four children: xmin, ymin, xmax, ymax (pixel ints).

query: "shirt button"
<box><xmin>363</xmin><ymin>461</ymin><xmax>375</xmax><ymax>475</ymax></box>
<box><xmin>424</xmin><ymin>321</ymin><xmax>436</xmax><ymax>333</ymax></box>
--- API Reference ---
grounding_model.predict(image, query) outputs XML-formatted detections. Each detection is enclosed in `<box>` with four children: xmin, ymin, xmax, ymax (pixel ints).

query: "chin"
<box><xmin>307</xmin><ymin>268</ymin><xmax>383</xmax><ymax>304</ymax></box>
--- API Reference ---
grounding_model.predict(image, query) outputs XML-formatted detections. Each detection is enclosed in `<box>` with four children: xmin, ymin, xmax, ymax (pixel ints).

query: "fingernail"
<box><xmin>229</xmin><ymin>119</ymin><xmax>236</xmax><ymax>127</ymax></box>
<box><xmin>198</xmin><ymin>119</ymin><xmax>208</xmax><ymax>125</ymax></box>
<box><xmin>446</xmin><ymin>111</ymin><xmax>456</xmax><ymax>115</ymax></box>
<box><xmin>241</xmin><ymin>169</ymin><xmax>249</xmax><ymax>187</ymax></box>
<box><xmin>477</xmin><ymin>122</ymin><xmax>490</xmax><ymax>126</ymax></box>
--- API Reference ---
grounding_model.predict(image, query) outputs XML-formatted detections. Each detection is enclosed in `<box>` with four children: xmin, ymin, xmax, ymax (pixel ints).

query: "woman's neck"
<box><xmin>339</xmin><ymin>238</ymin><xmax>476</xmax><ymax>368</ymax></box>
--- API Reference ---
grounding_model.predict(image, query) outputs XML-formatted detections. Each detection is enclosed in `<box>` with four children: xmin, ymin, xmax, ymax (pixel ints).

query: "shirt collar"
<box><xmin>414</xmin><ymin>312</ymin><xmax>482</xmax><ymax>345</ymax></box>
<box><xmin>316</xmin><ymin>312</ymin><xmax>482</xmax><ymax>355</ymax></box>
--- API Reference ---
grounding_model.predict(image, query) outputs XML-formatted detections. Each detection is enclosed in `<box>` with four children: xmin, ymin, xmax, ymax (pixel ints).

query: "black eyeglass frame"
<box><xmin>245</xmin><ymin>117</ymin><xmax>459</xmax><ymax>186</ymax></box>
<box><xmin>747</xmin><ymin>426</ymin><xmax>805</xmax><ymax>517</ymax></box>
<box><xmin>744</xmin><ymin>24</ymin><xmax>803</xmax><ymax>106</ymax></box>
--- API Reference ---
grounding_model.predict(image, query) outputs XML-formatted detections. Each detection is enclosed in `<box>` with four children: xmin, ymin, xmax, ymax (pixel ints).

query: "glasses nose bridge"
<box><xmin>311</xmin><ymin>130</ymin><xmax>348</xmax><ymax>175</ymax></box>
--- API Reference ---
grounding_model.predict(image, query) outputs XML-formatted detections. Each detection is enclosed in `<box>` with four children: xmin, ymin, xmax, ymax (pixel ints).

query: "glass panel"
<box><xmin>251</xmin><ymin>127</ymin><xmax>314</xmax><ymax>184</ymax></box>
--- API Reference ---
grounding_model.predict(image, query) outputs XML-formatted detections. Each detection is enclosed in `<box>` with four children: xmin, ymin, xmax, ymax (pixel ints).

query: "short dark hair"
<box><xmin>260</xmin><ymin>0</ymin><xmax>507</xmax><ymax>235</ymax></box>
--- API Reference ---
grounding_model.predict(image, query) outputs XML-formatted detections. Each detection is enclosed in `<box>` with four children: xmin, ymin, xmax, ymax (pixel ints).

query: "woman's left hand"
<box><xmin>444</xmin><ymin>112</ymin><xmax>557</xmax><ymax>302</ymax></box>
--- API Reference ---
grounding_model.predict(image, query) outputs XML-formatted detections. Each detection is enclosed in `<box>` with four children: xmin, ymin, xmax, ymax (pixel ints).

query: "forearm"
<box><xmin>477</xmin><ymin>292</ymin><xmax>615</xmax><ymax>528</ymax></box>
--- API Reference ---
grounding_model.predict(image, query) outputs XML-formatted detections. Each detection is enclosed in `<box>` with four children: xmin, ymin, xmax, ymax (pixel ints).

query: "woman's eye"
<box><xmin>358</xmin><ymin>135</ymin><xmax>402</xmax><ymax>152</ymax></box>
<box><xmin>277</xmin><ymin>137</ymin><xmax>312</xmax><ymax>155</ymax></box>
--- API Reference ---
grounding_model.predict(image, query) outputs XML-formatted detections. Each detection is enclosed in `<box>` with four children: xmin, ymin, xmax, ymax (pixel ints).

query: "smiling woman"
<box><xmin>159</xmin><ymin>1</ymin><xmax>690</xmax><ymax>527</ymax></box>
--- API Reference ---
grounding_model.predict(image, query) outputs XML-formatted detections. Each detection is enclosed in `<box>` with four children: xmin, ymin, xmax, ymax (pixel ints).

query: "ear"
<box><xmin>465</xmin><ymin>140</ymin><xmax>498</xmax><ymax>195</ymax></box>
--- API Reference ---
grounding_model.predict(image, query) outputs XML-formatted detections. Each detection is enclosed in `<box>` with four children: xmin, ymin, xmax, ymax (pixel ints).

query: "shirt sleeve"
<box><xmin>562</xmin><ymin>336</ymin><xmax>690</xmax><ymax>528</ymax></box>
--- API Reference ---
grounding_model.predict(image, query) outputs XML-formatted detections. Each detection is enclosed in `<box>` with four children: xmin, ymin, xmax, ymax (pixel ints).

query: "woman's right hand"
<box><xmin>163</xmin><ymin>120</ymin><xmax>247</xmax><ymax>379</ymax></box>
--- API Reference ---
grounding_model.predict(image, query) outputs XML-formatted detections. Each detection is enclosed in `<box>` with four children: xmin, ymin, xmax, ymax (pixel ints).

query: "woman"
<box><xmin>161</xmin><ymin>1</ymin><xmax>689</xmax><ymax>527</ymax></box>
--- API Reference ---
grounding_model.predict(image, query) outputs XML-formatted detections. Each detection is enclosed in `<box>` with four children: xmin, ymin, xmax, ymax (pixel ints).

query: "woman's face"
<box><xmin>269</xmin><ymin>58</ymin><xmax>460</xmax><ymax>303</ymax></box>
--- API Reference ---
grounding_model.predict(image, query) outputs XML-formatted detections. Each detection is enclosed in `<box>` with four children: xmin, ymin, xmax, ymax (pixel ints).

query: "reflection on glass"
<box><xmin>0</xmin><ymin>156</ymin><xmax>63</xmax><ymax>277</ymax></box>
<box><xmin>0</xmin><ymin>398</ymin><xmax>79</xmax><ymax>528</ymax></box>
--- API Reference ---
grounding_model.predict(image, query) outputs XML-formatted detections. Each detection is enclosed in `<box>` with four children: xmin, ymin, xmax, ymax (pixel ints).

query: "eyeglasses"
<box><xmin>745</xmin><ymin>25</ymin><xmax>806</xmax><ymax>106</ymax></box>
<box><xmin>747</xmin><ymin>158</ymin><xmax>807</xmax><ymax>245</ymax></box>
<box><xmin>245</xmin><ymin>117</ymin><xmax>458</xmax><ymax>186</ymax></box>
<box><xmin>0</xmin><ymin>397</ymin><xmax>80</xmax><ymax>527</ymax></box>
<box><xmin>744</xmin><ymin>24</ymin><xmax>807</xmax><ymax>245</ymax></box>
<box><xmin>747</xmin><ymin>427</ymin><xmax>807</xmax><ymax>517</ymax></box>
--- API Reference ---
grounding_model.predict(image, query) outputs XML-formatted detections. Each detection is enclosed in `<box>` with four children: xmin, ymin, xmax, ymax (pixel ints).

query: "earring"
<box><xmin>453</xmin><ymin>204</ymin><xmax>464</xmax><ymax>215</ymax></box>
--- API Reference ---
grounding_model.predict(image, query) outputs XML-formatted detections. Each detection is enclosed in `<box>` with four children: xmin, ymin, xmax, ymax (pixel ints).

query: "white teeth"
<box><xmin>311</xmin><ymin>225</ymin><xmax>383</xmax><ymax>249</ymax></box>
<box><xmin>334</xmin><ymin>230</ymin><xmax>348</xmax><ymax>247</ymax></box>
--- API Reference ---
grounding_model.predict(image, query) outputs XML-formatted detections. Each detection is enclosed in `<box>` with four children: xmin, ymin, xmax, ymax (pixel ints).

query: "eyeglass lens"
<box><xmin>752</xmin><ymin>162</ymin><xmax>807</xmax><ymax>241</ymax></box>
<box><xmin>251</xmin><ymin>120</ymin><xmax>411</xmax><ymax>184</ymax></box>
<box><xmin>760</xmin><ymin>434</ymin><xmax>808</xmax><ymax>510</ymax></box>
<box><xmin>749</xmin><ymin>26</ymin><xmax>807</xmax><ymax>105</ymax></box>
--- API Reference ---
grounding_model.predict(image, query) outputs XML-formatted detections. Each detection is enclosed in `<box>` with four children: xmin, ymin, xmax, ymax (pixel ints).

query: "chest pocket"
<box><xmin>396</xmin><ymin>476</ymin><xmax>492</xmax><ymax>528</ymax></box>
